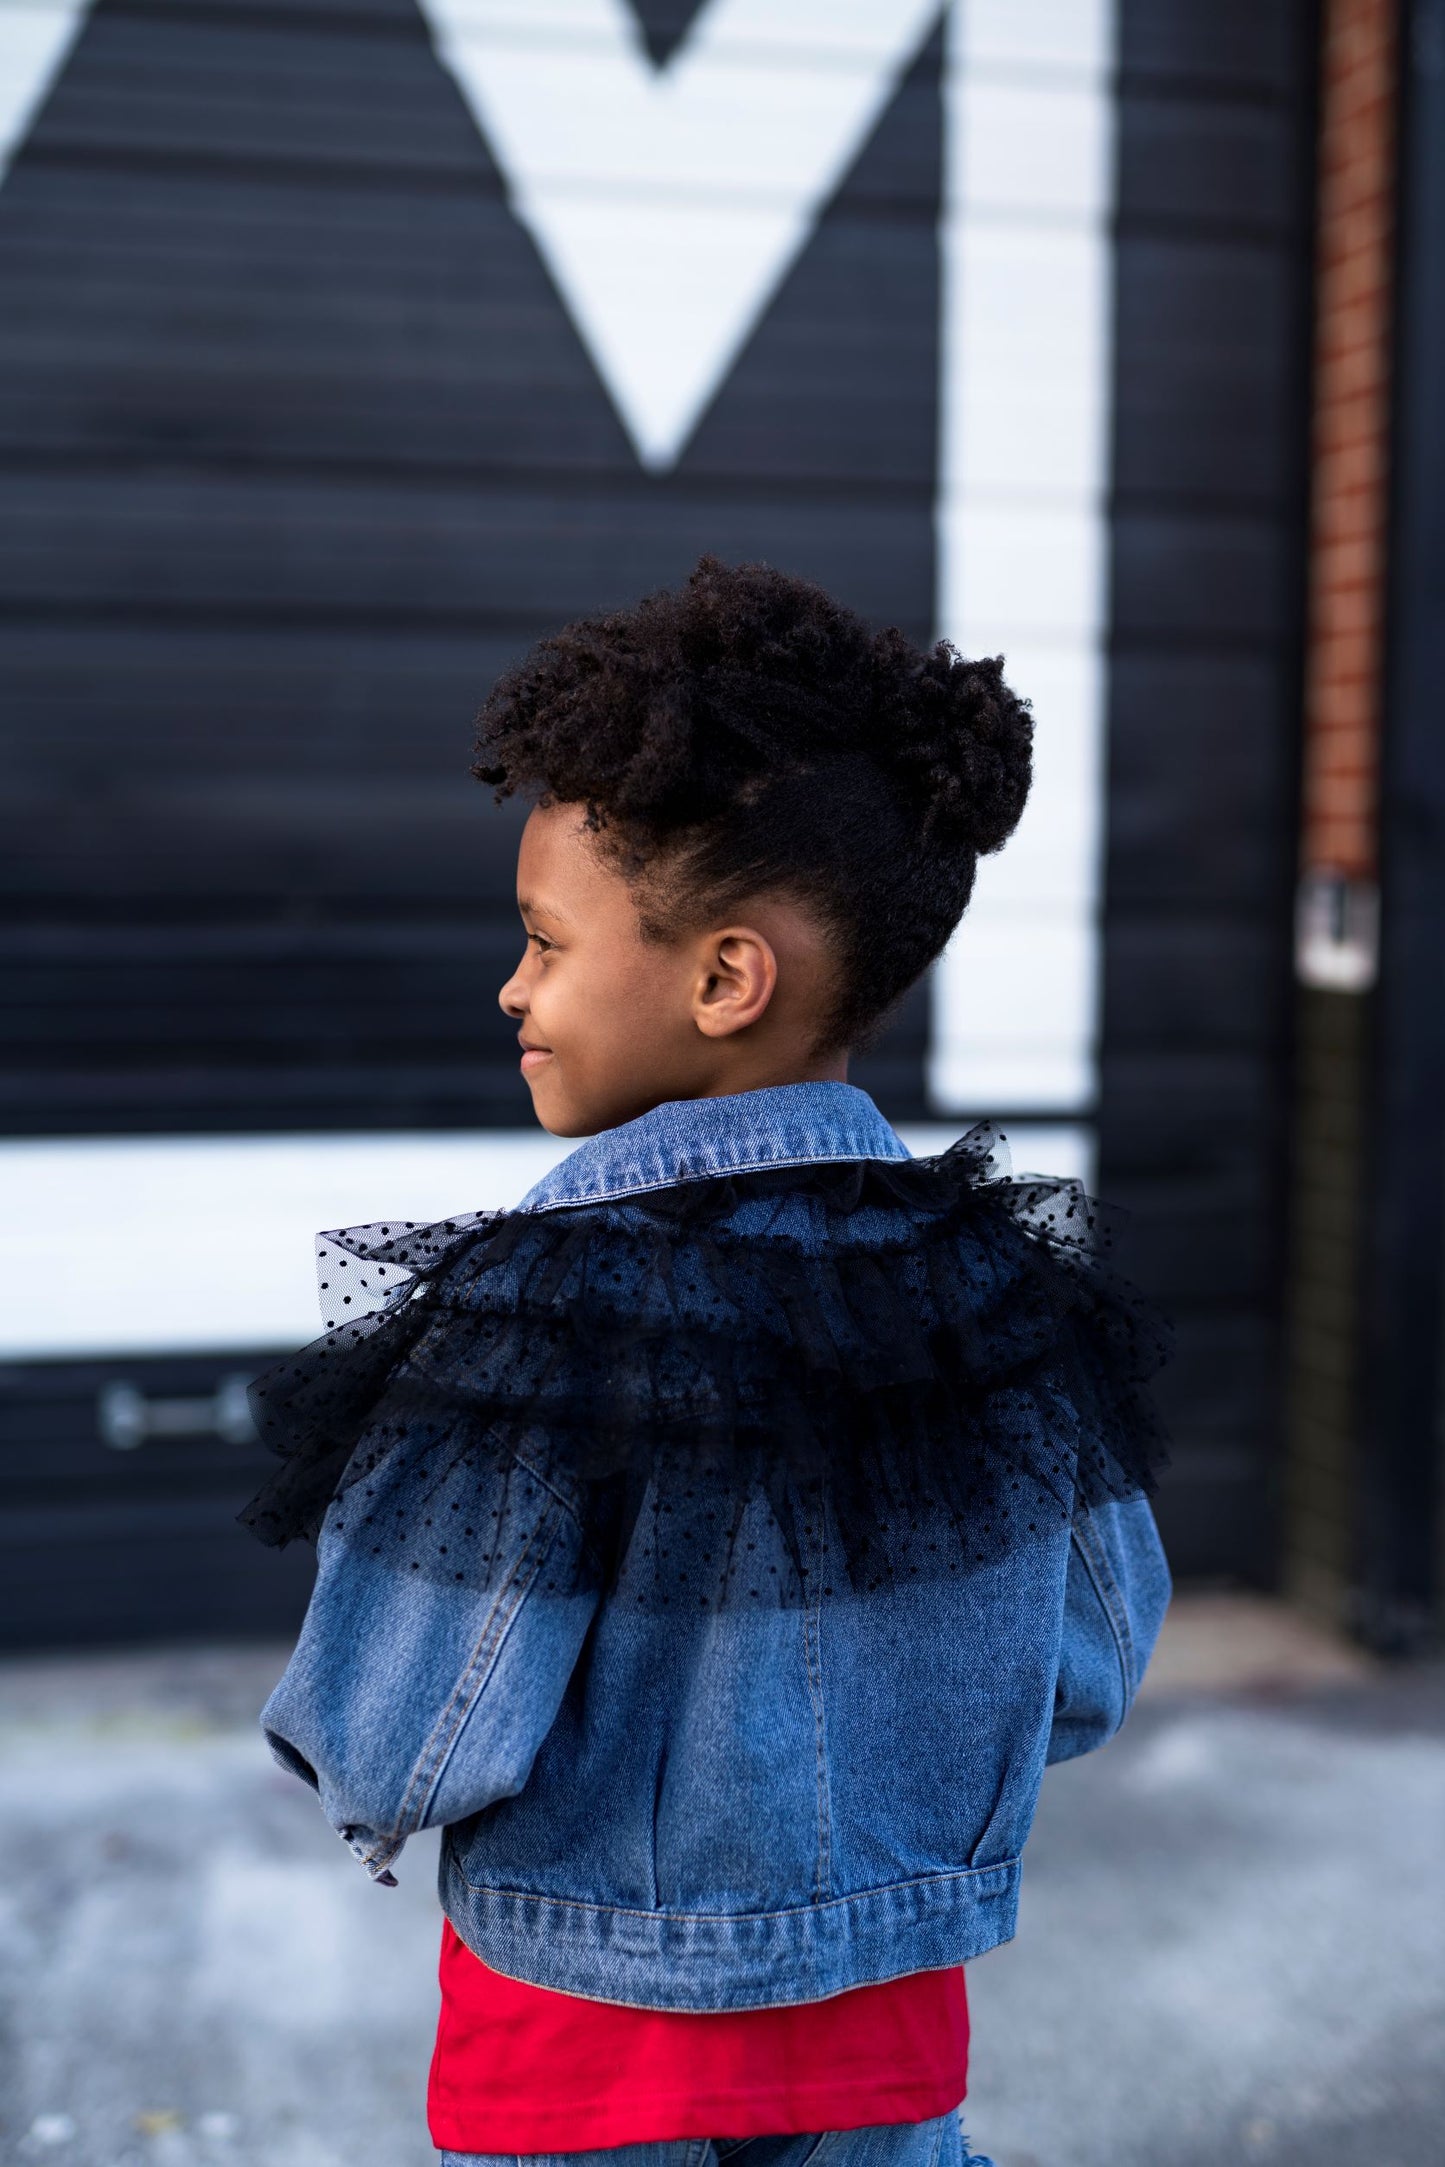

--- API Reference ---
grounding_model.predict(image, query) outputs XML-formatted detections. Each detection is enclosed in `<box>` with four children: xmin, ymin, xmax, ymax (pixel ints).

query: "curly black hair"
<box><xmin>473</xmin><ymin>555</ymin><xmax>1033</xmax><ymax>1055</ymax></box>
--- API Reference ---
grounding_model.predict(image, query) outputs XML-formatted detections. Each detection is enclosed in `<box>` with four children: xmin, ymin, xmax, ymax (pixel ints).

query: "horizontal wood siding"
<box><xmin>0</xmin><ymin>1</ymin><xmax>941</xmax><ymax>1141</ymax></box>
<box><xmin>0</xmin><ymin>0</ymin><xmax>1314</xmax><ymax>1639</ymax></box>
<box><xmin>0</xmin><ymin>0</ymin><xmax>940</xmax><ymax>1644</ymax></box>
<box><xmin>1102</xmin><ymin>0</ymin><xmax>1315</xmax><ymax>1579</ymax></box>
<box><xmin>0</xmin><ymin>1352</ymin><xmax>317</xmax><ymax>1646</ymax></box>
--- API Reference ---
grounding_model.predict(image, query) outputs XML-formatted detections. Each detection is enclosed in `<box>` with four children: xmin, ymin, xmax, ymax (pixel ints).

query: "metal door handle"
<box><xmin>97</xmin><ymin>1376</ymin><xmax>258</xmax><ymax>1451</ymax></box>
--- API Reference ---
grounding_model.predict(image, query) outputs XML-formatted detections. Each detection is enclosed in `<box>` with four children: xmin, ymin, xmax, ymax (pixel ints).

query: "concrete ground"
<box><xmin>0</xmin><ymin>1600</ymin><xmax>1442</xmax><ymax>2167</ymax></box>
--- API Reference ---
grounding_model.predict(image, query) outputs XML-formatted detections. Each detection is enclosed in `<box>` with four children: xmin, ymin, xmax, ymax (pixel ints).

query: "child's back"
<box><xmin>247</xmin><ymin>559</ymin><xmax>1171</xmax><ymax>2167</ymax></box>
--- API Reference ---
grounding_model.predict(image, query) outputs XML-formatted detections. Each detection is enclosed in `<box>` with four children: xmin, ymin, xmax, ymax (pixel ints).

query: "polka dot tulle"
<box><xmin>240</xmin><ymin>1124</ymin><xmax>1172</xmax><ymax>1610</ymax></box>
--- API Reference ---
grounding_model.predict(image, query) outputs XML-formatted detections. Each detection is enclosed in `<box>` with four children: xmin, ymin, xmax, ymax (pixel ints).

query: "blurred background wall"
<box><xmin>0</xmin><ymin>0</ymin><xmax>1440</xmax><ymax>1654</ymax></box>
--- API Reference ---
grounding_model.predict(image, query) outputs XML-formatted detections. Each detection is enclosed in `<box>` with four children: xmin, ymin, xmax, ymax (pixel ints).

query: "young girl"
<box><xmin>244</xmin><ymin>556</ymin><xmax>1172</xmax><ymax>2167</ymax></box>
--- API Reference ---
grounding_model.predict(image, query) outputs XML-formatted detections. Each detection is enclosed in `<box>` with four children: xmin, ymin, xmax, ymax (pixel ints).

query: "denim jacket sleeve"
<box><xmin>258</xmin><ymin>1450</ymin><xmax>598</xmax><ymax>1881</ymax></box>
<box><xmin>1046</xmin><ymin>1492</ymin><xmax>1172</xmax><ymax>1765</ymax></box>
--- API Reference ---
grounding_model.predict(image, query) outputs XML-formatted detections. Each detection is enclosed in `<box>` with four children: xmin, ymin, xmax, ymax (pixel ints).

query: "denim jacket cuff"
<box><xmin>339</xmin><ymin>1821</ymin><xmax>402</xmax><ymax>1884</ymax></box>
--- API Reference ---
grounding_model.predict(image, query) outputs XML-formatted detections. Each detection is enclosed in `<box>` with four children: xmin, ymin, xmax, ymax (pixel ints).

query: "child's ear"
<box><xmin>692</xmin><ymin>927</ymin><xmax>778</xmax><ymax>1037</ymax></box>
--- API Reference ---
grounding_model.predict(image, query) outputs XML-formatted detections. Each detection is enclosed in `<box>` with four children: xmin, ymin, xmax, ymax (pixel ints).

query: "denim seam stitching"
<box><xmin>519</xmin><ymin>1142</ymin><xmax>910</xmax><ymax>1214</ymax></box>
<box><xmin>347</xmin><ymin>1829</ymin><xmax>403</xmax><ymax>1874</ymax></box>
<box><xmin>509</xmin><ymin>1446</ymin><xmax>587</xmax><ymax>1532</ymax></box>
<box><xmin>396</xmin><ymin>1523</ymin><xmax>544</xmax><ymax>1832</ymax></box>
<box><xmin>1070</xmin><ymin>1513</ymin><xmax>1135</xmax><ymax>1705</ymax></box>
<box><xmin>451</xmin><ymin>1857</ymin><xmax>1017</xmax><ymax>1917</ymax></box>
<box><xmin>510</xmin><ymin>1446</ymin><xmax>615</xmax><ymax>1584</ymax></box>
<box><xmin>394</xmin><ymin>1497</ymin><xmax>559</xmax><ymax>1835</ymax></box>
<box><xmin>803</xmin><ymin>1590</ymin><xmax>831</xmax><ymax>1902</ymax></box>
<box><xmin>804</xmin><ymin>1493</ymin><xmax>834</xmax><ymax>1902</ymax></box>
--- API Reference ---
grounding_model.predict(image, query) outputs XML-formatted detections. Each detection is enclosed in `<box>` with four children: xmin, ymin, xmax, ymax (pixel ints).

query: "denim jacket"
<box><xmin>260</xmin><ymin>1081</ymin><xmax>1171</xmax><ymax>2011</ymax></box>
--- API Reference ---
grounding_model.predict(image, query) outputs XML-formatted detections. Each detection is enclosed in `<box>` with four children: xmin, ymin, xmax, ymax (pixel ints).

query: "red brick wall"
<box><xmin>1300</xmin><ymin>0</ymin><xmax>1398</xmax><ymax>880</ymax></box>
<box><xmin>1286</xmin><ymin>0</ymin><xmax>1400</xmax><ymax>1626</ymax></box>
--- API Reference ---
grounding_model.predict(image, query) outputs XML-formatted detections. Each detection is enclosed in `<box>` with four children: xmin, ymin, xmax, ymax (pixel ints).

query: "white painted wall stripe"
<box><xmin>0</xmin><ymin>1132</ymin><xmax>574</xmax><ymax>1361</ymax></box>
<box><xmin>0</xmin><ymin>1122</ymin><xmax>1092</xmax><ymax>1359</ymax></box>
<box><xmin>929</xmin><ymin>0</ymin><xmax>1117</xmax><ymax>1120</ymax></box>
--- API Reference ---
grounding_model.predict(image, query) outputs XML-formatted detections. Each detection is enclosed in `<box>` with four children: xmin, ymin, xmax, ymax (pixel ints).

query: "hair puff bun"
<box><xmin>868</xmin><ymin>630</ymin><xmax>1033</xmax><ymax>858</ymax></box>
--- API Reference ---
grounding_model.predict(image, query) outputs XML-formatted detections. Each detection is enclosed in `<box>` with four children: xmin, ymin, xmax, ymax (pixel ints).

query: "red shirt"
<box><xmin>428</xmin><ymin>1921</ymin><xmax>969</xmax><ymax>2150</ymax></box>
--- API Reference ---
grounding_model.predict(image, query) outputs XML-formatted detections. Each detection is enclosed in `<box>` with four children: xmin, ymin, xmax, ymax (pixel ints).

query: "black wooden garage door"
<box><xmin>0</xmin><ymin>0</ymin><xmax>1313</xmax><ymax>1644</ymax></box>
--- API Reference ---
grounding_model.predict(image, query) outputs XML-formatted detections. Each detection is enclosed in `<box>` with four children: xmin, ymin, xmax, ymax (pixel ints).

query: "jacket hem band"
<box><xmin>437</xmin><ymin>1853</ymin><xmax>1020</xmax><ymax>2013</ymax></box>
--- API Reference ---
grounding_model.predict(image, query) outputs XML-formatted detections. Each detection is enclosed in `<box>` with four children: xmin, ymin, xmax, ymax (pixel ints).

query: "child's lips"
<box><xmin>519</xmin><ymin>1047</ymin><xmax>553</xmax><ymax>1075</ymax></box>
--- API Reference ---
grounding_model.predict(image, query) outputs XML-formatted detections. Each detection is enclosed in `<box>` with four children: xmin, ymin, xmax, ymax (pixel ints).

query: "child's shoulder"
<box><xmin>242</xmin><ymin>1127</ymin><xmax>1170</xmax><ymax>1609</ymax></box>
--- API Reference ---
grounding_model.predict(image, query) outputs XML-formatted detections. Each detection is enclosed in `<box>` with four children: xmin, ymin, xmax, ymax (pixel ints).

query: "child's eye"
<box><xmin>527</xmin><ymin>932</ymin><xmax>555</xmax><ymax>954</ymax></box>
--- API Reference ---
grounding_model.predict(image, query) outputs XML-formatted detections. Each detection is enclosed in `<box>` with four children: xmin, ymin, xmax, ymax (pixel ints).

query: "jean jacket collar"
<box><xmin>516</xmin><ymin>1079</ymin><xmax>910</xmax><ymax>1215</ymax></box>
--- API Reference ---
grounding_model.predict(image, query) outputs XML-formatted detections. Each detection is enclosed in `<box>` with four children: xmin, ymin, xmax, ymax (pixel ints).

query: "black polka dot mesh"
<box><xmin>240</xmin><ymin>1124</ymin><xmax>1172</xmax><ymax>1611</ymax></box>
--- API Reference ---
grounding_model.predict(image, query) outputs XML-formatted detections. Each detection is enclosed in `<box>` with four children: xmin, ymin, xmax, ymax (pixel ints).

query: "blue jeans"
<box><xmin>440</xmin><ymin>2111</ymin><xmax>995</xmax><ymax>2167</ymax></box>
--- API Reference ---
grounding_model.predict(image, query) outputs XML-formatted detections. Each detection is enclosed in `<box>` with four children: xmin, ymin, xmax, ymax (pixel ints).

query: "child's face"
<box><xmin>498</xmin><ymin>800</ymin><xmax>846</xmax><ymax>1136</ymax></box>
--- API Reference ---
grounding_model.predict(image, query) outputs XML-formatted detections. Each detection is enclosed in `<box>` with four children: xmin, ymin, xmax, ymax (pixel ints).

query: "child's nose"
<box><xmin>498</xmin><ymin>963</ymin><xmax>527</xmax><ymax>1019</ymax></box>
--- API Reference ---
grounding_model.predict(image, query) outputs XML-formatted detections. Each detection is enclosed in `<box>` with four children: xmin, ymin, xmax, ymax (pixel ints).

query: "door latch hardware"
<box><xmin>98</xmin><ymin>1375</ymin><xmax>257</xmax><ymax>1451</ymax></box>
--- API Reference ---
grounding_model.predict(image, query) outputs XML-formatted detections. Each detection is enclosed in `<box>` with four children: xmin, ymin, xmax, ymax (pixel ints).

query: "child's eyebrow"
<box><xmin>517</xmin><ymin>894</ymin><xmax>572</xmax><ymax>926</ymax></box>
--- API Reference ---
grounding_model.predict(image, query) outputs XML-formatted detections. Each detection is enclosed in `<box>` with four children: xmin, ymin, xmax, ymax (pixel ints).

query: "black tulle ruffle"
<box><xmin>241</xmin><ymin>1125</ymin><xmax>1171</xmax><ymax>1609</ymax></box>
